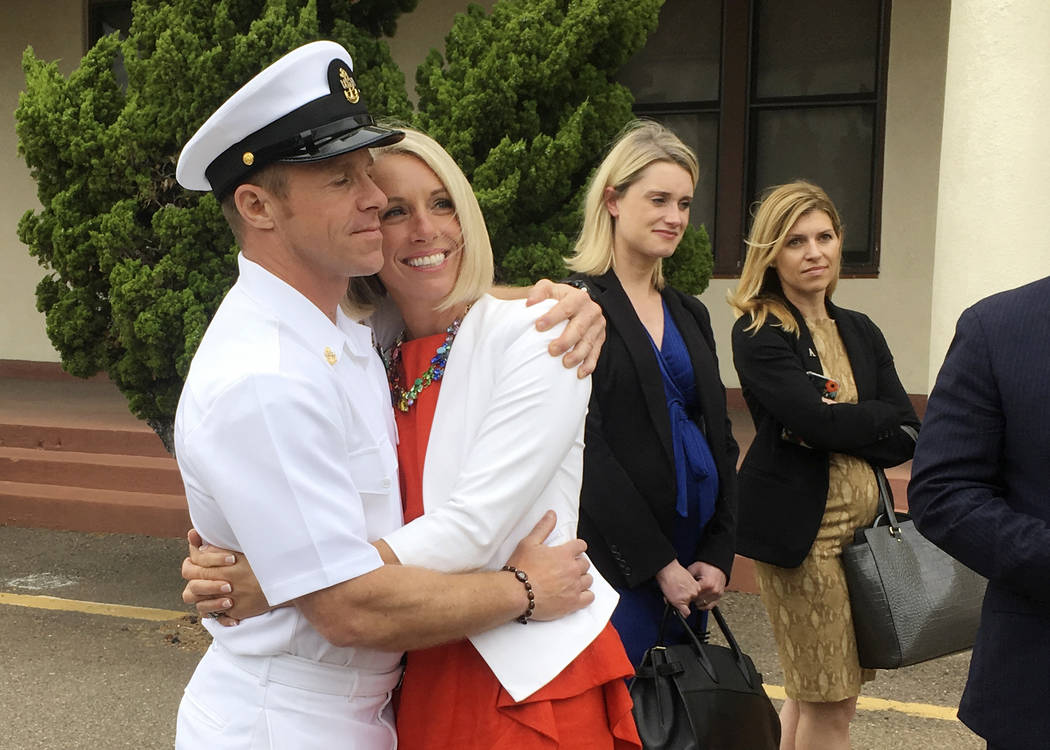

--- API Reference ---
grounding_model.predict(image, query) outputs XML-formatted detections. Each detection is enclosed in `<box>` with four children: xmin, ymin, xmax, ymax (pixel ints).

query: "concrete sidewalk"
<box><xmin>0</xmin><ymin>524</ymin><xmax>982</xmax><ymax>749</ymax></box>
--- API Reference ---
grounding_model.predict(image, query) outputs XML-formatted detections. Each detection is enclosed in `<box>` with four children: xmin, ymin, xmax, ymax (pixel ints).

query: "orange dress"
<box><xmin>392</xmin><ymin>333</ymin><xmax>640</xmax><ymax>750</ymax></box>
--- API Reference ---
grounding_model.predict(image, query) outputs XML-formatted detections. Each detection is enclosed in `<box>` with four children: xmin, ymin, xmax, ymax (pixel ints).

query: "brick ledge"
<box><xmin>0</xmin><ymin>359</ymin><xmax>109</xmax><ymax>382</ymax></box>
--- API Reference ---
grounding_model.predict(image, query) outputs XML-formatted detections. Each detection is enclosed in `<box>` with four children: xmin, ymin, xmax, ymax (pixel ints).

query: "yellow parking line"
<box><xmin>763</xmin><ymin>684</ymin><xmax>959</xmax><ymax>721</ymax></box>
<box><xmin>0</xmin><ymin>591</ymin><xmax>962</xmax><ymax>722</ymax></box>
<box><xmin>0</xmin><ymin>591</ymin><xmax>188</xmax><ymax>622</ymax></box>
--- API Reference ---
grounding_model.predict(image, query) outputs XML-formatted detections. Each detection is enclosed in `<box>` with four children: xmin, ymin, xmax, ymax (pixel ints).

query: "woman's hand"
<box><xmin>505</xmin><ymin>511</ymin><xmax>595</xmax><ymax>621</ymax></box>
<box><xmin>655</xmin><ymin>559</ymin><xmax>703</xmax><ymax>618</ymax></box>
<box><xmin>688</xmin><ymin>560</ymin><xmax>727</xmax><ymax>611</ymax></box>
<box><xmin>180</xmin><ymin>529</ymin><xmax>272</xmax><ymax>626</ymax></box>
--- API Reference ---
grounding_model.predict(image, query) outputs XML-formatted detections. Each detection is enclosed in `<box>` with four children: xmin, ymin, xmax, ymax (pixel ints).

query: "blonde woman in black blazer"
<box><xmin>567</xmin><ymin>121</ymin><xmax>738</xmax><ymax>668</ymax></box>
<box><xmin>728</xmin><ymin>182</ymin><xmax>918</xmax><ymax>750</ymax></box>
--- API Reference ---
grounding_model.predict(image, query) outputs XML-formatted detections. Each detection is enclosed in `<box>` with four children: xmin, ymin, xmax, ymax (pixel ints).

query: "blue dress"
<box><xmin>610</xmin><ymin>300</ymin><xmax>721</xmax><ymax>668</ymax></box>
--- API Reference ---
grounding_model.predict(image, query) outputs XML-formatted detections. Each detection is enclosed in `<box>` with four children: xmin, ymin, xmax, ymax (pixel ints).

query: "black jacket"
<box><xmin>731</xmin><ymin>299</ymin><xmax>919</xmax><ymax>568</ymax></box>
<box><xmin>571</xmin><ymin>270</ymin><xmax>738</xmax><ymax>589</ymax></box>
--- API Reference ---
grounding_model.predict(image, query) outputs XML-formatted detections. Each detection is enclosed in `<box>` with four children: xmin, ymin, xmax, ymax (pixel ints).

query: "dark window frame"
<box><xmin>633</xmin><ymin>0</ymin><xmax>892</xmax><ymax>278</ymax></box>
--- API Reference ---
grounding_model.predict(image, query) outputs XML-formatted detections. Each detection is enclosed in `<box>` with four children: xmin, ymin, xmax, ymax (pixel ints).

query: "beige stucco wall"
<box><xmin>705</xmin><ymin>0</ymin><xmax>951</xmax><ymax>396</ymax></box>
<box><xmin>926</xmin><ymin>0</ymin><xmax>1050</xmax><ymax>390</ymax></box>
<box><xmin>385</xmin><ymin>0</ymin><xmax>495</xmax><ymax>100</ymax></box>
<box><xmin>1</xmin><ymin>0</ymin><xmax>83</xmax><ymax>362</ymax></box>
<box><xmin>0</xmin><ymin>1</ymin><xmax>489</xmax><ymax>366</ymax></box>
<box><xmin>0</xmin><ymin>0</ymin><xmax>995</xmax><ymax>400</ymax></box>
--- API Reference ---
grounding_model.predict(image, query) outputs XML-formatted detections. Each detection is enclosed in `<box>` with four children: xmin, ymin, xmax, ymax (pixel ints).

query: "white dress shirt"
<box><xmin>175</xmin><ymin>254</ymin><xmax>402</xmax><ymax>672</ymax></box>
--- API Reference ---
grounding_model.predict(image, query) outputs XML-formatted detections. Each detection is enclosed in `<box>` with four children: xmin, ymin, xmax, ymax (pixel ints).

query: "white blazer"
<box><xmin>382</xmin><ymin>294</ymin><xmax>619</xmax><ymax>701</ymax></box>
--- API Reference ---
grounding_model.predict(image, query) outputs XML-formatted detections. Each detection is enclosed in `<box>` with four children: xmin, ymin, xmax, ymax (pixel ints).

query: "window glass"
<box><xmin>751</xmin><ymin>106</ymin><xmax>875</xmax><ymax>265</ymax></box>
<box><xmin>89</xmin><ymin>1</ymin><xmax>133</xmax><ymax>46</ymax></box>
<box><xmin>619</xmin><ymin>0</ymin><xmax>722</xmax><ymax>104</ymax></box>
<box><xmin>651</xmin><ymin>113</ymin><xmax>719</xmax><ymax>239</ymax></box>
<box><xmin>589</xmin><ymin>0</ymin><xmax>887</xmax><ymax>273</ymax></box>
<box><xmin>754</xmin><ymin>0</ymin><xmax>880</xmax><ymax>98</ymax></box>
<box><xmin>88</xmin><ymin>1</ymin><xmax>133</xmax><ymax>88</ymax></box>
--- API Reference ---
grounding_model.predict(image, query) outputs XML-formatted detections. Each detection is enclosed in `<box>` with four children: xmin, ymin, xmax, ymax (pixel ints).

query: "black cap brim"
<box><xmin>277</xmin><ymin>124</ymin><xmax>405</xmax><ymax>166</ymax></box>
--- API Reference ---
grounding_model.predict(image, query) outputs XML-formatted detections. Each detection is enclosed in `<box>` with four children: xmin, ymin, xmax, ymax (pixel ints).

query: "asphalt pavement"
<box><xmin>0</xmin><ymin>525</ymin><xmax>983</xmax><ymax>749</ymax></box>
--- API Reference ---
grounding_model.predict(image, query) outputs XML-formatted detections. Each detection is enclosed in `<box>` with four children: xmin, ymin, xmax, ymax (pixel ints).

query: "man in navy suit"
<box><xmin>909</xmin><ymin>275</ymin><xmax>1050</xmax><ymax>750</ymax></box>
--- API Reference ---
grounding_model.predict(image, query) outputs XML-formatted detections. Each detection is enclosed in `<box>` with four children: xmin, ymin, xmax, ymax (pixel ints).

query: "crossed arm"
<box><xmin>731</xmin><ymin>316</ymin><xmax>918</xmax><ymax>462</ymax></box>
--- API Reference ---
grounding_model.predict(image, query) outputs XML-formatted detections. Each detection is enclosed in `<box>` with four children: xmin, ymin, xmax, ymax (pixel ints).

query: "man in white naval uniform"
<box><xmin>172</xmin><ymin>41</ymin><xmax>599</xmax><ymax>749</ymax></box>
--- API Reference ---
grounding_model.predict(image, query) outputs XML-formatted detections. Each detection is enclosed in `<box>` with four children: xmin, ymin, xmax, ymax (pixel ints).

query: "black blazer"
<box><xmin>909</xmin><ymin>277</ymin><xmax>1050</xmax><ymax>748</ymax></box>
<box><xmin>570</xmin><ymin>270</ymin><xmax>738</xmax><ymax>590</ymax></box>
<box><xmin>731</xmin><ymin>299</ymin><xmax>919</xmax><ymax>568</ymax></box>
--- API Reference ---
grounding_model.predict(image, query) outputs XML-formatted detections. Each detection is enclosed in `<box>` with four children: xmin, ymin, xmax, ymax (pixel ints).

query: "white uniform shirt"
<box><xmin>175</xmin><ymin>254</ymin><xmax>402</xmax><ymax>672</ymax></box>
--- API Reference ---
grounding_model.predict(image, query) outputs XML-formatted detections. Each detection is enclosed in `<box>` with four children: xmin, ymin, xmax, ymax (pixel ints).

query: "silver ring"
<box><xmin>207</xmin><ymin>611</ymin><xmax>223</xmax><ymax>619</ymax></box>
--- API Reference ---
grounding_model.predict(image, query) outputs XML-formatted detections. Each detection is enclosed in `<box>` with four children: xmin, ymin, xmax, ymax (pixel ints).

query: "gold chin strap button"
<box><xmin>323</xmin><ymin>346</ymin><xmax>338</xmax><ymax>365</ymax></box>
<box><xmin>242</xmin><ymin>152</ymin><xmax>255</xmax><ymax>166</ymax></box>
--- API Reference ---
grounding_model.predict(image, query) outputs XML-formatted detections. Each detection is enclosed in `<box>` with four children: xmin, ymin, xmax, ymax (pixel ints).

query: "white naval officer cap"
<box><xmin>176</xmin><ymin>40</ymin><xmax>403</xmax><ymax>197</ymax></box>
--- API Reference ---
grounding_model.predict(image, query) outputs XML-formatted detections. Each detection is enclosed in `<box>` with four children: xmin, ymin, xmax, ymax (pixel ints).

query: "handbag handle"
<box><xmin>871</xmin><ymin>466</ymin><xmax>904</xmax><ymax>540</ymax></box>
<box><xmin>658</xmin><ymin>604</ymin><xmax>759</xmax><ymax>689</ymax></box>
<box><xmin>871</xmin><ymin>423</ymin><xmax>917</xmax><ymax>536</ymax></box>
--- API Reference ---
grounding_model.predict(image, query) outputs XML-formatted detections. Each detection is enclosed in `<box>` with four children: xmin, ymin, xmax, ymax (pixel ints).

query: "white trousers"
<box><xmin>175</xmin><ymin>643</ymin><xmax>399</xmax><ymax>749</ymax></box>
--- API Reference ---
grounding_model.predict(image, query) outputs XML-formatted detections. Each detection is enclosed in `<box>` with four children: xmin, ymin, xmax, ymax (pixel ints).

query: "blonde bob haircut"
<box><xmin>566</xmin><ymin>119</ymin><xmax>699</xmax><ymax>290</ymax></box>
<box><xmin>727</xmin><ymin>180</ymin><xmax>843</xmax><ymax>336</ymax></box>
<box><xmin>344</xmin><ymin>126</ymin><xmax>494</xmax><ymax>317</ymax></box>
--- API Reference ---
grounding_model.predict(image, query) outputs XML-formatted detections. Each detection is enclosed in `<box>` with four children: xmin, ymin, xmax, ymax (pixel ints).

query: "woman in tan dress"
<box><xmin>727</xmin><ymin>182</ymin><xmax>919</xmax><ymax>749</ymax></box>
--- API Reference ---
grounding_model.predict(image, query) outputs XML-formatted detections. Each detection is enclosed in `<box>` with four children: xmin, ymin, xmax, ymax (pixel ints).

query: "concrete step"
<box><xmin>0</xmin><ymin>376</ymin><xmax>186</xmax><ymax>538</ymax></box>
<box><xmin>0</xmin><ymin>479</ymin><xmax>189</xmax><ymax>538</ymax></box>
<box><xmin>0</xmin><ymin>446</ymin><xmax>183</xmax><ymax>494</ymax></box>
<box><xmin>0</xmin><ymin>421</ymin><xmax>170</xmax><ymax>458</ymax></box>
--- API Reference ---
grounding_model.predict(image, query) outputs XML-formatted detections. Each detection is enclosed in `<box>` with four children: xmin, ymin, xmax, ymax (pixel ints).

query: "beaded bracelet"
<box><xmin>501</xmin><ymin>565</ymin><xmax>535</xmax><ymax>624</ymax></box>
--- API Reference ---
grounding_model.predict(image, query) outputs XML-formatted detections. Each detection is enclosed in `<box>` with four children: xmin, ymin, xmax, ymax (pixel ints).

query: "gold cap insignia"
<box><xmin>338</xmin><ymin>67</ymin><xmax>360</xmax><ymax>104</ymax></box>
<box><xmin>242</xmin><ymin>152</ymin><xmax>255</xmax><ymax>166</ymax></box>
<box><xmin>323</xmin><ymin>346</ymin><xmax>338</xmax><ymax>365</ymax></box>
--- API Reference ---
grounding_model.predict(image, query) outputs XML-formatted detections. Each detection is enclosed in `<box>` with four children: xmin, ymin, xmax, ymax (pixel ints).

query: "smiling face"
<box><xmin>773</xmin><ymin>209</ymin><xmax>841</xmax><ymax>306</ymax></box>
<box><xmin>606</xmin><ymin>160</ymin><xmax>694</xmax><ymax>267</ymax></box>
<box><xmin>372</xmin><ymin>153</ymin><xmax>464</xmax><ymax>317</ymax></box>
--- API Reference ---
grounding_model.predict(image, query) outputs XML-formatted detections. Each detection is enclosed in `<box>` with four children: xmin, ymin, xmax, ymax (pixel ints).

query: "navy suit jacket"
<box><xmin>569</xmin><ymin>270</ymin><xmax>738</xmax><ymax>590</ymax></box>
<box><xmin>909</xmin><ymin>276</ymin><xmax>1050</xmax><ymax>749</ymax></box>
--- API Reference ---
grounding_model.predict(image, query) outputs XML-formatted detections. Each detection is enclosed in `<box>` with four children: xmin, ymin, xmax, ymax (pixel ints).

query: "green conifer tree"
<box><xmin>16</xmin><ymin>0</ymin><xmax>712</xmax><ymax>447</ymax></box>
<box><xmin>16</xmin><ymin>0</ymin><xmax>413</xmax><ymax>449</ymax></box>
<box><xmin>413</xmin><ymin>0</ymin><xmax>712</xmax><ymax>290</ymax></box>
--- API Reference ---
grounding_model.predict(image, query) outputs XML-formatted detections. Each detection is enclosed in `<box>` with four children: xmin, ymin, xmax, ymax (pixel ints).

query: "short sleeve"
<box><xmin>180</xmin><ymin>372</ymin><xmax>388</xmax><ymax>605</ymax></box>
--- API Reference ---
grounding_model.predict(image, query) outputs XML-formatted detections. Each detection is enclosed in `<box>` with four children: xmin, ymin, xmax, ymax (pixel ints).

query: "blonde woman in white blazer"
<box><xmin>181</xmin><ymin>129</ymin><xmax>641</xmax><ymax>750</ymax></box>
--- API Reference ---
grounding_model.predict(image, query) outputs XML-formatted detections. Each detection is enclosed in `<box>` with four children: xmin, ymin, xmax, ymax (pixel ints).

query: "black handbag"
<box><xmin>629</xmin><ymin>605</ymin><xmax>780</xmax><ymax>750</ymax></box>
<box><xmin>841</xmin><ymin>466</ymin><xmax>987</xmax><ymax>669</ymax></box>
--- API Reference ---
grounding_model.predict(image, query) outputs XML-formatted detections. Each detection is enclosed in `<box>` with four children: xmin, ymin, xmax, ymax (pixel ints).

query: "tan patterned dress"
<box><xmin>753</xmin><ymin>317</ymin><xmax>880</xmax><ymax>702</ymax></box>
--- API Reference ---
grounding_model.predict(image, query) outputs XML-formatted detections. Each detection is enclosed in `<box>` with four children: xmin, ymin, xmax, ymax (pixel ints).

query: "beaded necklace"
<box><xmin>382</xmin><ymin>314</ymin><xmax>464</xmax><ymax>413</ymax></box>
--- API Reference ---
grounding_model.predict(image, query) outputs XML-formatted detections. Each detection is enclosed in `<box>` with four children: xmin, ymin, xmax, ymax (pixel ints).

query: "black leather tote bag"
<box><xmin>629</xmin><ymin>605</ymin><xmax>780</xmax><ymax>750</ymax></box>
<box><xmin>842</xmin><ymin>466</ymin><xmax>987</xmax><ymax>669</ymax></box>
